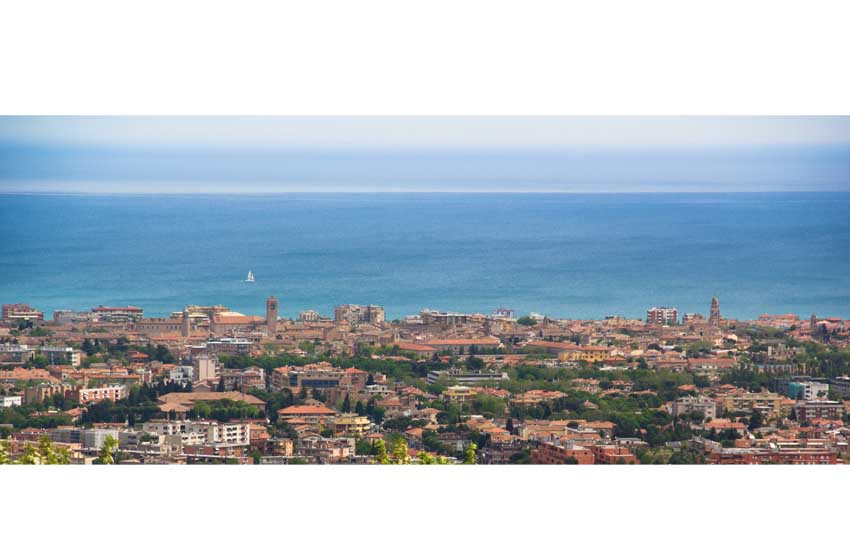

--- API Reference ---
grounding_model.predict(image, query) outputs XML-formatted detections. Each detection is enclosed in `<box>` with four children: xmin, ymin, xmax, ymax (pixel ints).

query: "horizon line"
<box><xmin>1</xmin><ymin>187</ymin><xmax>849</xmax><ymax>196</ymax></box>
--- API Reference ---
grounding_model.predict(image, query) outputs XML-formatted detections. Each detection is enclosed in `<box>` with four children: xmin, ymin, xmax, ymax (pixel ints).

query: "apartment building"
<box><xmin>331</xmin><ymin>413</ymin><xmax>372</xmax><ymax>437</ymax></box>
<box><xmin>794</xmin><ymin>400</ymin><xmax>843</xmax><ymax>422</ymax></box>
<box><xmin>0</xmin><ymin>345</ymin><xmax>36</xmax><ymax>366</ymax></box>
<box><xmin>40</xmin><ymin>346</ymin><xmax>82</xmax><ymax>367</ymax></box>
<box><xmin>829</xmin><ymin>376</ymin><xmax>850</xmax><ymax>399</ymax></box>
<box><xmin>2</xmin><ymin>303</ymin><xmax>44</xmax><ymax>322</ymax></box>
<box><xmin>426</xmin><ymin>368</ymin><xmax>509</xmax><ymax>385</ymax></box>
<box><xmin>334</xmin><ymin>304</ymin><xmax>385</xmax><ymax>325</ymax></box>
<box><xmin>91</xmin><ymin>305</ymin><xmax>144</xmax><ymax>322</ymax></box>
<box><xmin>719</xmin><ymin>392</ymin><xmax>783</xmax><ymax>418</ymax></box>
<box><xmin>671</xmin><ymin>396</ymin><xmax>717</xmax><ymax>420</ymax></box>
<box><xmin>141</xmin><ymin>420</ymin><xmax>250</xmax><ymax>446</ymax></box>
<box><xmin>1</xmin><ymin>395</ymin><xmax>22</xmax><ymax>407</ymax></box>
<box><xmin>77</xmin><ymin>384</ymin><xmax>128</xmax><ymax>405</ymax></box>
<box><xmin>49</xmin><ymin>427</ymin><xmax>119</xmax><ymax>450</ymax></box>
<box><xmin>787</xmin><ymin>381</ymin><xmax>830</xmax><ymax>401</ymax></box>
<box><xmin>426</xmin><ymin>338</ymin><xmax>501</xmax><ymax>354</ymax></box>
<box><xmin>646</xmin><ymin>307</ymin><xmax>678</xmax><ymax>325</ymax></box>
<box><xmin>531</xmin><ymin>441</ymin><xmax>594</xmax><ymax>464</ymax></box>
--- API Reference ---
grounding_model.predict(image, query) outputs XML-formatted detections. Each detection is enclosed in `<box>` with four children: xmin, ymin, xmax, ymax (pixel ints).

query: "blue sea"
<box><xmin>1</xmin><ymin>192</ymin><xmax>849</xmax><ymax>321</ymax></box>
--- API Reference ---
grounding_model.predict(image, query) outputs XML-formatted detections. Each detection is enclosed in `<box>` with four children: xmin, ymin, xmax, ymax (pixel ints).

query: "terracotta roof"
<box><xmin>427</xmin><ymin>338</ymin><xmax>500</xmax><ymax>346</ymax></box>
<box><xmin>394</xmin><ymin>342</ymin><xmax>437</xmax><ymax>352</ymax></box>
<box><xmin>213</xmin><ymin>315</ymin><xmax>263</xmax><ymax>324</ymax></box>
<box><xmin>277</xmin><ymin>404</ymin><xmax>337</xmax><ymax>416</ymax></box>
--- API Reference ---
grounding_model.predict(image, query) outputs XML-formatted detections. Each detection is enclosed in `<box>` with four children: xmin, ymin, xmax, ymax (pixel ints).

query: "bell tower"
<box><xmin>266</xmin><ymin>296</ymin><xmax>278</xmax><ymax>334</ymax></box>
<box><xmin>709</xmin><ymin>296</ymin><xmax>721</xmax><ymax>327</ymax></box>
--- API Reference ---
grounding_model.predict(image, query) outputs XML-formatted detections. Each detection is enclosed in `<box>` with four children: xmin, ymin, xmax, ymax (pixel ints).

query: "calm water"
<box><xmin>1</xmin><ymin>192</ymin><xmax>849</xmax><ymax>320</ymax></box>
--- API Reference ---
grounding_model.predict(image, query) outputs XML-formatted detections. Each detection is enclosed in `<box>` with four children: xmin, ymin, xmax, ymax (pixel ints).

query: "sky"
<box><xmin>1</xmin><ymin>116</ymin><xmax>849</xmax><ymax>192</ymax></box>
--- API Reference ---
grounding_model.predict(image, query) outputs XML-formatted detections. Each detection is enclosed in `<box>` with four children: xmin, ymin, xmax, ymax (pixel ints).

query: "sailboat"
<box><xmin>245</xmin><ymin>270</ymin><xmax>255</xmax><ymax>283</ymax></box>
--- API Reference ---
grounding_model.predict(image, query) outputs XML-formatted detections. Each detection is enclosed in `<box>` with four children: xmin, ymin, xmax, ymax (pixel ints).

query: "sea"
<box><xmin>1</xmin><ymin>191</ymin><xmax>849</xmax><ymax>321</ymax></box>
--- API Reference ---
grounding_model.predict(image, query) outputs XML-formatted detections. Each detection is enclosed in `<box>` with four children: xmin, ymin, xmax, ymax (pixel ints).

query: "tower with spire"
<box><xmin>709</xmin><ymin>296</ymin><xmax>721</xmax><ymax>327</ymax></box>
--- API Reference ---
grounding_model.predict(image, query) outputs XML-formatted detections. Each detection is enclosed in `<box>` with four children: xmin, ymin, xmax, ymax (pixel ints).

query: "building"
<box><xmin>719</xmin><ymin>392</ymin><xmax>783</xmax><ymax>418</ymax></box>
<box><xmin>671</xmin><ymin>396</ymin><xmax>717</xmax><ymax>420</ymax></box>
<box><xmin>40</xmin><ymin>346</ymin><xmax>82</xmax><ymax>367</ymax></box>
<box><xmin>331</xmin><ymin>414</ymin><xmax>372</xmax><ymax>437</ymax></box>
<box><xmin>708</xmin><ymin>448</ymin><xmax>838</xmax><ymax>465</ymax></box>
<box><xmin>334</xmin><ymin>304</ymin><xmax>385</xmax><ymax>325</ymax></box>
<box><xmin>2</xmin><ymin>303</ymin><xmax>44</xmax><ymax>322</ymax></box>
<box><xmin>266</xmin><ymin>296</ymin><xmax>278</xmax><ymax>334</ymax></box>
<box><xmin>49</xmin><ymin>427</ymin><xmax>119</xmax><ymax>450</ymax></box>
<box><xmin>220</xmin><ymin>367</ymin><xmax>265</xmax><ymax>391</ymax></box>
<box><xmin>829</xmin><ymin>376</ymin><xmax>850</xmax><ymax>398</ymax></box>
<box><xmin>420</xmin><ymin>309</ymin><xmax>485</xmax><ymax>326</ymax></box>
<box><xmin>1</xmin><ymin>395</ymin><xmax>22</xmax><ymax>407</ymax></box>
<box><xmin>531</xmin><ymin>441</ymin><xmax>594</xmax><ymax>464</ymax></box>
<box><xmin>709</xmin><ymin>296</ymin><xmax>721</xmax><ymax>327</ymax></box>
<box><xmin>299</xmin><ymin>310</ymin><xmax>320</xmax><ymax>322</ymax></box>
<box><xmin>187</xmin><ymin>337</ymin><xmax>254</xmax><ymax>356</ymax></box>
<box><xmin>646</xmin><ymin>307</ymin><xmax>678</xmax><ymax>325</ymax></box>
<box><xmin>168</xmin><ymin>366</ymin><xmax>194</xmax><ymax>383</ymax></box>
<box><xmin>591</xmin><ymin>444</ymin><xmax>640</xmax><ymax>464</ymax></box>
<box><xmin>194</xmin><ymin>355</ymin><xmax>219</xmax><ymax>382</ymax></box>
<box><xmin>136</xmin><ymin>317</ymin><xmax>184</xmax><ymax>335</ymax></box>
<box><xmin>77</xmin><ymin>385</ymin><xmax>128</xmax><ymax>405</ymax></box>
<box><xmin>141</xmin><ymin>420</ymin><xmax>250</xmax><ymax>446</ymax></box>
<box><xmin>426</xmin><ymin>368</ymin><xmax>509</xmax><ymax>385</ymax></box>
<box><xmin>91</xmin><ymin>305</ymin><xmax>144</xmax><ymax>322</ymax></box>
<box><xmin>23</xmin><ymin>383</ymin><xmax>76</xmax><ymax>404</ymax></box>
<box><xmin>426</xmin><ymin>337</ymin><xmax>501</xmax><ymax>354</ymax></box>
<box><xmin>786</xmin><ymin>381</ymin><xmax>830</xmax><ymax>401</ymax></box>
<box><xmin>442</xmin><ymin>385</ymin><xmax>478</xmax><ymax>404</ymax></box>
<box><xmin>53</xmin><ymin>310</ymin><xmax>94</xmax><ymax>324</ymax></box>
<box><xmin>558</xmin><ymin>346</ymin><xmax>612</xmax><ymax>363</ymax></box>
<box><xmin>681</xmin><ymin>313</ymin><xmax>705</xmax><ymax>324</ymax></box>
<box><xmin>490</xmin><ymin>308</ymin><xmax>516</xmax><ymax>320</ymax></box>
<box><xmin>0</xmin><ymin>345</ymin><xmax>36</xmax><ymax>365</ymax></box>
<box><xmin>277</xmin><ymin>404</ymin><xmax>338</xmax><ymax>426</ymax></box>
<box><xmin>794</xmin><ymin>400</ymin><xmax>843</xmax><ymax>422</ymax></box>
<box><xmin>269</xmin><ymin>365</ymin><xmax>369</xmax><ymax>393</ymax></box>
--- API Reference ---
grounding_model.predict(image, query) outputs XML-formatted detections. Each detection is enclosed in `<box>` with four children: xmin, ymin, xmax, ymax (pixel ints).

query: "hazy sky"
<box><xmin>1</xmin><ymin>116</ymin><xmax>849</xmax><ymax>192</ymax></box>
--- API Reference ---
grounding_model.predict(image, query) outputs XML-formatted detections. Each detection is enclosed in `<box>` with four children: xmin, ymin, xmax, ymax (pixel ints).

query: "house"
<box><xmin>277</xmin><ymin>404</ymin><xmax>338</xmax><ymax>426</ymax></box>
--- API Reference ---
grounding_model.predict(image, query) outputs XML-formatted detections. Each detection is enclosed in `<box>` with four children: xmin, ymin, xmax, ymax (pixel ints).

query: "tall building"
<box><xmin>2</xmin><ymin>303</ymin><xmax>44</xmax><ymax>322</ymax></box>
<box><xmin>646</xmin><ymin>307</ymin><xmax>678</xmax><ymax>325</ymax></box>
<box><xmin>709</xmin><ymin>296</ymin><xmax>721</xmax><ymax>327</ymax></box>
<box><xmin>299</xmin><ymin>310</ymin><xmax>320</xmax><ymax>322</ymax></box>
<box><xmin>181</xmin><ymin>309</ymin><xmax>191</xmax><ymax>338</ymax></box>
<box><xmin>334</xmin><ymin>304</ymin><xmax>385</xmax><ymax>325</ymax></box>
<box><xmin>266</xmin><ymin>296</ymin><xmax>279</xmax><ymax>334</ymax></box>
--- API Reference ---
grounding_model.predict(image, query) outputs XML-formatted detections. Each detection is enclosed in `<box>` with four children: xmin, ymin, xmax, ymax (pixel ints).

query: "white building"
<box><xmin>141</xmin><ymin>420</ymin><xmax>250</xmax><ymax>446</ymax></box>
<box><xmin>1</xmin><ymin>395</ymin><xmax>23</xmax><ymax>407</ymax></box>
<box><xmin>168</xmin><ymin>365</ymin><xmax>194</xmax><ymax>383</ymax></box>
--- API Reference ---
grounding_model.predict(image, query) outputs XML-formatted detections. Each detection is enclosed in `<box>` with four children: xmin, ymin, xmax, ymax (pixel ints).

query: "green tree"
<box><xmin>463</xmin><ymin>442</ymin><xmax>477</xmax><ymax>465</ymax></box>
<box><xmin>374</xmin><ymin>438</ymin><xmax>390</xmax><ymax>464</ymax></box>
<box><xmin>341</xmin><ymin>394</ymin><xmax>351</xmax><ymax>413</ymax></box>
<box><xmin>417</xmin><ymin>450</ymin><xmax>435</xmax><ymax>464</ymax></box>
<box><xmin>96</xmin><ymin>435</ymin><xmax>118</xmax><ymax>465</ymax></box>
<box><xmin>748</xmin><ymin>410</ymin><xmax>764</xmax><ymax>431</ymax></box>
<box><xmin>390</xmin><ymin>437</ymin><xmax>411</xmax><ymax>464</ymax></box>
<box><xmin>19</xmin><ymin>443</ymin><xmax>39</xmax><ymax>465</ymax></box>
<box><xmin>517</xmin><ymin>316</ymin><xmax>537</xmax><ymax>326</ymax></box>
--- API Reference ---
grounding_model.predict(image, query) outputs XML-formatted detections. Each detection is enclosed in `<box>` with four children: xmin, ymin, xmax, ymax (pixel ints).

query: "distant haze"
<box><xmin>1</xmin><ymin>116</ymin><xmax>849</xmax><ymax>193</ymax></box>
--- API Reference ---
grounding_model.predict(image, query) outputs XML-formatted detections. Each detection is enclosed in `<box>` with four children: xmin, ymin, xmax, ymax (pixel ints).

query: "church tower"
<box><xmin>266</xmin><ymin>296</ymin><xmax>278</xmax><ymax>335</ymax></box>
<box><xmin>709</xmin><ymin>296</ymin><xmax>721</xmax><ymax>327</ymax></box>
<box><xmin>181</xmin><ymin>309</ymin><xmax>191</xmax><ymax>338</ymax></box>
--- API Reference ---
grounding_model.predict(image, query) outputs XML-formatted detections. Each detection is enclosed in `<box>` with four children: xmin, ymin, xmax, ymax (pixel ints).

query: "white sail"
<box><xmin>245</xmin><ymin>270</ymin><xmax>255</xmax><ymax>282</ymax></box>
